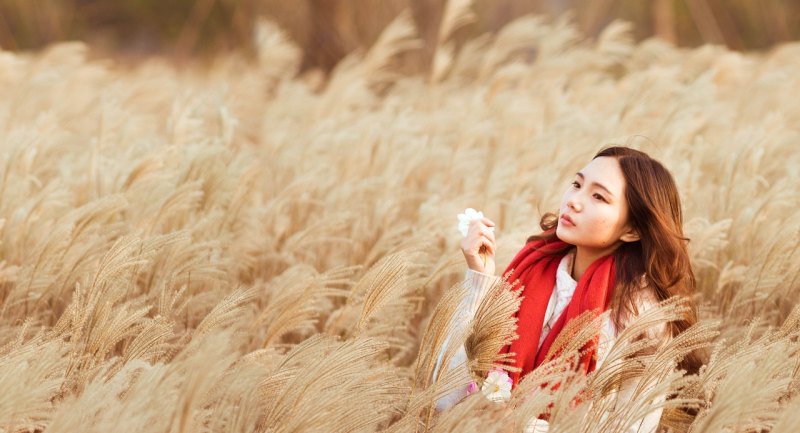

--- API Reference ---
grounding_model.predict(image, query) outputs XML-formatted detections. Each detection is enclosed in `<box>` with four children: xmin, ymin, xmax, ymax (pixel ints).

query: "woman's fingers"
<box><xmin>465</xmin><ymin>219</ymin><xmax>496</xmax><ymax>256</ymax></box>
<box><xmin>468</xmin><ymin>219</ymin><xmax>482</xmax><ymax>234</ymax></box>
<box><xmin>469</xmin><ymin>219</ymin><xmax>496</xmax><ymax>238</ymax></box>
<box><xmin>483</xmin><ymin>242</ymin><xmax>495</xmax><ymax>256</ymax></box>
<box><xmin>472</xmin><ymin>219</ymin><xmax>495</xmax><ymax>231</ymax></box>
<box><xmin>481</xmin><ymin>226</ymin><xmax>495</xmax><ymax>243</ymax></box>
<box><xmin>478</xmin><ymin>233</ymin><xmax>496</xmax><ymax>255</ymax></box>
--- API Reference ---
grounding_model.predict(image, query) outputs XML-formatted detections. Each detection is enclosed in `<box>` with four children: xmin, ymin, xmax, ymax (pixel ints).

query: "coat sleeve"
<box><xmin>603</xmin><ymin>290</ymin><xmax>672</xmax><ymax>433</ymax></box>
<box><xmin>432</xmin><ymin>268</ymin><xmax>500</xmax><ymax>411</ymax></box>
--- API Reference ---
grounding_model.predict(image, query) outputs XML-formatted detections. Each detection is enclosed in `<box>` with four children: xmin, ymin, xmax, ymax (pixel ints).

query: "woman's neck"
<box><xmin>571</xmin><ymin>243</ymin><xmax>621</xmax><ymax>281</ymax></box>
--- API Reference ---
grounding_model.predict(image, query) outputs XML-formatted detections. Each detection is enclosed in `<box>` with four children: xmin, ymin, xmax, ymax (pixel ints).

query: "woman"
<box><xmin>433</xmin><ymin>146</ymin><xmax>704</xmax><ymax>432</ymax></box>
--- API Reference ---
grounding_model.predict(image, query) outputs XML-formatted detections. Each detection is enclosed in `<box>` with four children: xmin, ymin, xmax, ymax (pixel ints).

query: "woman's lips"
<box><xmin>559</xmin><ymin>214</ymin><xmax>575</xmax><ymax>227</ymax></box>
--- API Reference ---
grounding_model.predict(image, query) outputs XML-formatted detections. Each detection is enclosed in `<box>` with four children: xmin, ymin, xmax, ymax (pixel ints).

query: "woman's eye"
<box><xmin>593</xmin><ymin>193</ymin><xmax>606</xmax><ymax>202</ymax></box>
<box><xmin>571</xmin><ymin>181</ymin><xmax>580</xmax><ymax>188</ymax></box>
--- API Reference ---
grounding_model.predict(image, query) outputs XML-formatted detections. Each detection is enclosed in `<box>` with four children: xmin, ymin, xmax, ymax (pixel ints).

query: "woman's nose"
<box><xmin>567</xmin><ymin>196</ymin><xmax>581</xmax><ymax>212</ymax></box>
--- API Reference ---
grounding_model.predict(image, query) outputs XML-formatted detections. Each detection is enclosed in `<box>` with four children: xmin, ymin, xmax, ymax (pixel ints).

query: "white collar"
<box><xmin>555</xmin><ymin>249</ymin><xmax>578</xmax><ymax>295</ymax></box>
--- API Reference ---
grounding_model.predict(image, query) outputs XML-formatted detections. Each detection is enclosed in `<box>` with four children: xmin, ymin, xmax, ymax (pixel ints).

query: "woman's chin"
<box><xmin>555</xmin><ymin>225</ymin><xmax>577</xmax><ymax>243</ymax></box>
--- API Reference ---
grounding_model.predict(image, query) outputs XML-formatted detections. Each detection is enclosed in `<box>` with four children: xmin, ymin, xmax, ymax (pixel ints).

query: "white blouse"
<box><xmin>432</xmin><ymin>251</ymin><xmax>668</xmax><ymax>433</ymax></box>
<box><xmin>538</xmin><ymin>250</ymin><xmax>617</xmax><ymax>364</ymax></box>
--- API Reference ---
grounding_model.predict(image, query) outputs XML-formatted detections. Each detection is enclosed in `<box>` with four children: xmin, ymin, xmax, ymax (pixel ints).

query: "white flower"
<box><xmin>481</xmin><ymin>368</ymin><xmax>512</xmax><ymax>403</ymax></box>
<box><xmin>457</xmin><ymin>208</ymin><xmax>495</xmax><ymax>237</ymax></box>
<box><xmin>524</xmin><ymin>417</ymin><xmax>550</xmax><ymax>433</ymax></box>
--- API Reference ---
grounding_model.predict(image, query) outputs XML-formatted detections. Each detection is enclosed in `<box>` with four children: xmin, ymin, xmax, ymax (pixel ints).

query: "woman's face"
<box><xmin>556</xmin><ymin>156</ymin><xmax>638</xmax><ymax>250</ymax></box>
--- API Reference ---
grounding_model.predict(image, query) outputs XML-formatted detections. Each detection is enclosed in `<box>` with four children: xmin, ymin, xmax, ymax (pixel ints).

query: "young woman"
<box><xmin>433</xmin><ymin>146</ymin><xmax>704</xmax><ymax>432</ymax></box>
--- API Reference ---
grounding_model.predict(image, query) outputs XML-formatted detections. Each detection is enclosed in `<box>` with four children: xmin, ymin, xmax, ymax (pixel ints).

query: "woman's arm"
<box><xmin>432</xmin><ymin>268</ymin><xmax>500</xmax><ymax>411</ymax></box>
<box><xmin>613</xmin><ymin>375</ymin><xmax>668</xmax><ymax>433</ymax></box>
<box><xmin>599</xmin><ymin>290</ymin><xmax>672</xmax><ymax>433</ymax></box>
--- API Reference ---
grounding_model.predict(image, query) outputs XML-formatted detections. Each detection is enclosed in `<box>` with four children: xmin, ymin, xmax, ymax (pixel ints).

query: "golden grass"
<box><xmin>0</xmin><ymin>10</ymin><xmax>799</xmax><ymax>433</ymax></box>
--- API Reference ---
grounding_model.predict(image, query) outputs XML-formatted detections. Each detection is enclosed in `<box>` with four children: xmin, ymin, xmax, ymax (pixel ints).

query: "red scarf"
<box><xmin>498</xmin><ymin>233</ymin><xmax>617</xmax><ymax>389</ymax></box>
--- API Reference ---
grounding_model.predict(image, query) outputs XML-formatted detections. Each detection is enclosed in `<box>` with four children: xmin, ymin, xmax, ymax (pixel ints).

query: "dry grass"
<box><xmin>0</xmin><ymin>9</ymin><xmax>799</xmax><ymax>433</ymax></box>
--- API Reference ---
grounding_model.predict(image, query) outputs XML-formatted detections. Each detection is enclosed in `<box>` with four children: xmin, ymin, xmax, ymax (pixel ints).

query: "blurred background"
<box><xmin>1</xmin><ymin>0</ymin><xmax>798</xmax><ymax>72</ymax></box>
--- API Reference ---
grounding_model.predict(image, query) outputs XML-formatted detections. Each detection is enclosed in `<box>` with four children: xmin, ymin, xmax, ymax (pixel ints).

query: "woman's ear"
<box><xmin>620</xmin><ymin>225</ymin><xmax>640</xmax><ymax>243</ymax></box>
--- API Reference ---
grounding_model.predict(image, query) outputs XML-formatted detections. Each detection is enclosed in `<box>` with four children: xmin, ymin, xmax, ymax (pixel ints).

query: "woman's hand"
<box><xmin>460</xmin><ymin>217</ymin><xmax>496</xmax><ymax>275</ymax></box>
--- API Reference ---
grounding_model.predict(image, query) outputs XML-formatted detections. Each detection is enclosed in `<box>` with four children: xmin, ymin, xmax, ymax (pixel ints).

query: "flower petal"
<box><xmin>458</xmin><ymin>208</ymin><xmax>496</xmax><ymax>237</ymax></box>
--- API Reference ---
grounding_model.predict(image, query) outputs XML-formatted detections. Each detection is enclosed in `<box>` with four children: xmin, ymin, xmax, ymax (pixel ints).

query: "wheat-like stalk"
<box><xmin>0</xmin><ymin>11</ymin><xmax>797</xmax><ymax>433</ymax></box>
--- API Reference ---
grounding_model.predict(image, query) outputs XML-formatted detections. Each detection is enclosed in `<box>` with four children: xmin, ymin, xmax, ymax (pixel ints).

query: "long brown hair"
<box><xmin>526</xmin><ymin>146</ymin><xmax>704</xmax><ymax>375</ymax></box>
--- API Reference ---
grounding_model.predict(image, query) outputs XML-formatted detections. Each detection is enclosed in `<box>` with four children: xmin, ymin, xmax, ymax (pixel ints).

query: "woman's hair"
<box><xmin>527</xmin><ymin>146</ymin><xmax>705</xmax><ymax>376</ymax></box>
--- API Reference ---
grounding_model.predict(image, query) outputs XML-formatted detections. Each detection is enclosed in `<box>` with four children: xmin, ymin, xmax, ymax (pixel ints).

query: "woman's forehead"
<box><xmin>578</xmin><ymin>157</ymin><xmax>626</xmax><ymax>196</ymax></box>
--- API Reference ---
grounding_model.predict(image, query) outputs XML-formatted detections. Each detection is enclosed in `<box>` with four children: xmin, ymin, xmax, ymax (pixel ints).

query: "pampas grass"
<box><xmin>0</xmin><ymin>8</ymin><xmax>798</xmax><ymax>433</ymax></box>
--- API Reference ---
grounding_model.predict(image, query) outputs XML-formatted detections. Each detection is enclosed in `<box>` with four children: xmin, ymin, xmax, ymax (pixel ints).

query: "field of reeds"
<box><xmin>1</xmin><ymin>10</ymin><xmax>799</xmax><ymax>433</ymax></box>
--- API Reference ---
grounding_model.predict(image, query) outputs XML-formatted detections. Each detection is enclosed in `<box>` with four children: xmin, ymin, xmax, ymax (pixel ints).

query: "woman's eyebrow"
<box><xmin>575</xmin><ymin>172</ymin><xmax>614</xmax><ymax>197</ymax></box>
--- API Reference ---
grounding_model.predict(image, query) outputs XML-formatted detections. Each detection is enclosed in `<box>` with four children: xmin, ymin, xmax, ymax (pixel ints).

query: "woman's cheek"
<box><xmin>588</xmin><ymin>215</ymin><xmax>615</xmax><ymax>246</ymax></box>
